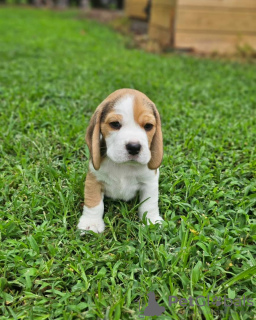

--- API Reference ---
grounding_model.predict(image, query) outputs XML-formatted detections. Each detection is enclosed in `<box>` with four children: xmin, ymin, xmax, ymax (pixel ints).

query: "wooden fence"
<box><xmin>175</xmin><ymin>0</ymin><xmax>256</xmax><ymax>53</ymax></box>
<box><xmin>125</xmin><ymin>0</ymin><xmax>256</xmax><ymax>53</ymax></box>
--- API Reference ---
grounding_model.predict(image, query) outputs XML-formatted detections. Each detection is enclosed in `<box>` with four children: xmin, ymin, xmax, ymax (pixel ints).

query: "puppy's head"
<box><xmin>86</xmin><ymin>89</ymin><xmax>163</xmax><ymax>170</ymax></box>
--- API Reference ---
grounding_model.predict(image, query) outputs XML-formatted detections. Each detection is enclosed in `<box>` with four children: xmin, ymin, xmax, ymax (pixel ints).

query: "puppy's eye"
<box><xmin>144</xmin><ymin>123</ymin><xmax>153</xmax><ymax>131</ymax></box>
<box><xmin>109</xmin><ymin>121</ymin><xmax>121</xmax><ymax>130</ymax></box>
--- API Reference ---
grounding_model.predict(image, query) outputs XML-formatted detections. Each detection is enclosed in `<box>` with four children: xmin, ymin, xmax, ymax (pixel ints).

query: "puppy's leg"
<box><xmin>138</xmin><ymin>170</ymin><xmax>163</xmax><ymax>225</ymax></box>
<box><xmin>77</xmin><ymin>171</ymin><xmax>105</xmax><ymax>233</ymax></box>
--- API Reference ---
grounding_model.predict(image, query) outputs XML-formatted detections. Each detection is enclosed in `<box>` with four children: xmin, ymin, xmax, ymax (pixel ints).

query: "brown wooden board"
<box><xmin>148</xmin><ymin>0</ymin><xmax>176</xmax><ymax>46</ymax></box>
<box><xmin>178</xmin><ymin>0</ymin><xmax>256</xmax><ymax>9</ymax></box>
<box><xmin>150</xmin><ymin>7</ymin><xmax>174</xmax><ymax>29</ymax></box>
<box><xmin>125</xmin><ymin>0</ymin><xmax>148</xmax><ymax>20</ymax></box>
<box><xmin>152</xmin><ymin>0</ymin><xmax>176</xmax><ymax>6</ymax></box>
<box><xmin>176</xmin><ymin>9</ymin><xmax>256</xmax><ymax>33</ymax></box>
<box><xmin>149</xmin><ymin>25</ymin><xmax>173</xmax><ymax>46</ymax></box>
<box><xmin>175</xmin><ymin>32</ymin><xmax>256</xmax><ymax>53</ymax></box>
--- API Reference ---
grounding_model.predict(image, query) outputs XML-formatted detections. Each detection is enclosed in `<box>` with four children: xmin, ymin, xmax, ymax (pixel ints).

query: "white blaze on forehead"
<box><xmin>113</xmin><ymin>95</ymin><xmax>137</xmax><ymax>127</ymax></box>
<box><xmin>105</xmin><ymin>93</ymin><xmax>151</xmax><ymax>164</ymax></box>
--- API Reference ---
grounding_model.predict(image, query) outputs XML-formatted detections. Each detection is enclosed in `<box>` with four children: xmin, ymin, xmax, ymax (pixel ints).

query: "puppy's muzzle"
<box><xmin>126</xmin><ymin>142</ymin><xmax>141</xmax><ymax>155</ymax></box>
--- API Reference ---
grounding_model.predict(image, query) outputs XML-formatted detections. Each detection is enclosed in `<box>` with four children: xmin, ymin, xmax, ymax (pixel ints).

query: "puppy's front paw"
<box><xmin>77</xmin><ymin>216</ymin><xmax>105</xmax><ymax>234</ymax></box>
<box><xmin>146</xmin><ymin>215</ymin><xmax>163</xmax><ymax>225</ymax></box>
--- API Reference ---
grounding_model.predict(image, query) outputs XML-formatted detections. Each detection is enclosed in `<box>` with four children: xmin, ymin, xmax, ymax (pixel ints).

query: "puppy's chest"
<box><xmin>104</xmin><ymin>175</ymin><xmax>139</xmax><ymax>201</ymax></box>
<box><xmin>93</xmin><ymin>164</ymin><xmax>142</xmax><ymax>201</ymax></box>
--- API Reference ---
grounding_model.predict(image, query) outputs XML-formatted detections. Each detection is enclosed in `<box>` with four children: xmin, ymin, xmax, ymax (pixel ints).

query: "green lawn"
<box><xmin>0</xmin><ymin>7</ymin><xmax>256</xmax><ymax>320</ymax></box>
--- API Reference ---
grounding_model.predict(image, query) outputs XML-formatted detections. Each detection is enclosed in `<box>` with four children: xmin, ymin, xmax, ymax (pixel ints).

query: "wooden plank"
<box><xmin>150</xmin><ymin>6</ymin><xmax>175</xmax><ymax>29</ymax></box>
<box><xmin>149</xmin><ymin>25</ymin><xmax>172</xmax><ymax>46</ymax></box>
<box><xmin>125</xmin><ymin>0</ymin><xmax>148</xmax><ymax>20</ymax></box>
<box><xmin>175</xmin><ymin>32</ymin><xmax>256</xmax><ymax>53</ymax></box>
<box><xmin>148</xmin><ymin>0</ymin><xmax>176</xmax><ymax>44</ymax></box>
<box><xmin>178</xmin><ymin>0</ymin><xmax>256</xmax><ymax>9</ymax></box>
<box><xmin>152</xmin><ymin>0</ymin><xmax>176</xmax><ymax>6</ymax></box>
<box><xmin>176</xmin><ymin>9</ymin><xmax>256</xmax><ymax>33</ymax></box>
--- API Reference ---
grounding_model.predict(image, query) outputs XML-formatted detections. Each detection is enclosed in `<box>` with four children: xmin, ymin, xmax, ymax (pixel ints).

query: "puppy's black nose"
<box><xmin>126</xmin><ymin>143</ymin><xmax>141</xmax><ymax>155</ymax></box>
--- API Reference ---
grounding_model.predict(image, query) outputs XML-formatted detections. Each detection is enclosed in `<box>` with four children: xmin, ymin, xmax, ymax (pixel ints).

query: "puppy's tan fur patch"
<box><xmin>101</xmin><ymin>113</ymin><xmax>123</xmax><ymax>138</ymax></box>
<box><xmin>133</xmin><ymin>95</ymin><xmax>156</xmax><ymax>146</ymax></box>
<box><xmin>84</xmin><ymin>171</ymin><xmax>103</xmax><ymax>208</ymax></box>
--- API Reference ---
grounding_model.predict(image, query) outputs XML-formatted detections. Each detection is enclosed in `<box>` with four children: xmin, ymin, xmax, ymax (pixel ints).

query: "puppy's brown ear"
<box><xmin>85</xmin><ymin>103</ymin><xmax>105</xmax><ymax>170</ymax></box>
<box><xmin>148</xmin><ymin>105</ymin><xmax>163</xmax><ymax>170</ymax></box>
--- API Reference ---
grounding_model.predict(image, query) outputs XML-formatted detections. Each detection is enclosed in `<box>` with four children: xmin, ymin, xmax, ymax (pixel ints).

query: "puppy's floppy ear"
<box><xmin>148</xmin><ymin>105</ymin><xmax>163</xmax><ymax>170</ymax></box>
<box><xmin>85</xmin><ymin>103</ymin><xmax>105</xmax><ymax>170</ymax></box>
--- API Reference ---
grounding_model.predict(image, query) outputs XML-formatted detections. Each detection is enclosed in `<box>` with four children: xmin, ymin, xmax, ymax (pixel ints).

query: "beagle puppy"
<box><xmin>77</xmin><ymin>88</ymin><xmax>163</xmax><ymax>233</ymax></box>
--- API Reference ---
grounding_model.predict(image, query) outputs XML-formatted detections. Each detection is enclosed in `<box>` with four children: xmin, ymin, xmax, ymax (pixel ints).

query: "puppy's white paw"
<box><xmin>146</xmin><ymin>215</ymin><xmax>163</xmax><ymax>225</ymax></box>
<box><xmin>78</xmin><ymin>203</ymin><xmax>105</xmax><ymax>234</ymax></box>
<box><xmin>77</xmin><ymin>216</ymin><xmax>105</xmax><ymax>234</ymax></box>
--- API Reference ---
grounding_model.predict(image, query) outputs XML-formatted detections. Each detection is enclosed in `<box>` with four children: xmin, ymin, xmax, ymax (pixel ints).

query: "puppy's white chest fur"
<box><xmin>90</xmin><ymin>158</ymin><xmax>155</xmax><ymax>201</ymax></box>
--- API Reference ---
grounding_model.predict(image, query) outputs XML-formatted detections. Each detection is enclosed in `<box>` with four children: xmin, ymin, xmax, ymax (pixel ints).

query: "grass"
<box><xmin>0</xmin><ymin>6</ymin><xmax>256</xmax><ymax>320</ymax></box>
